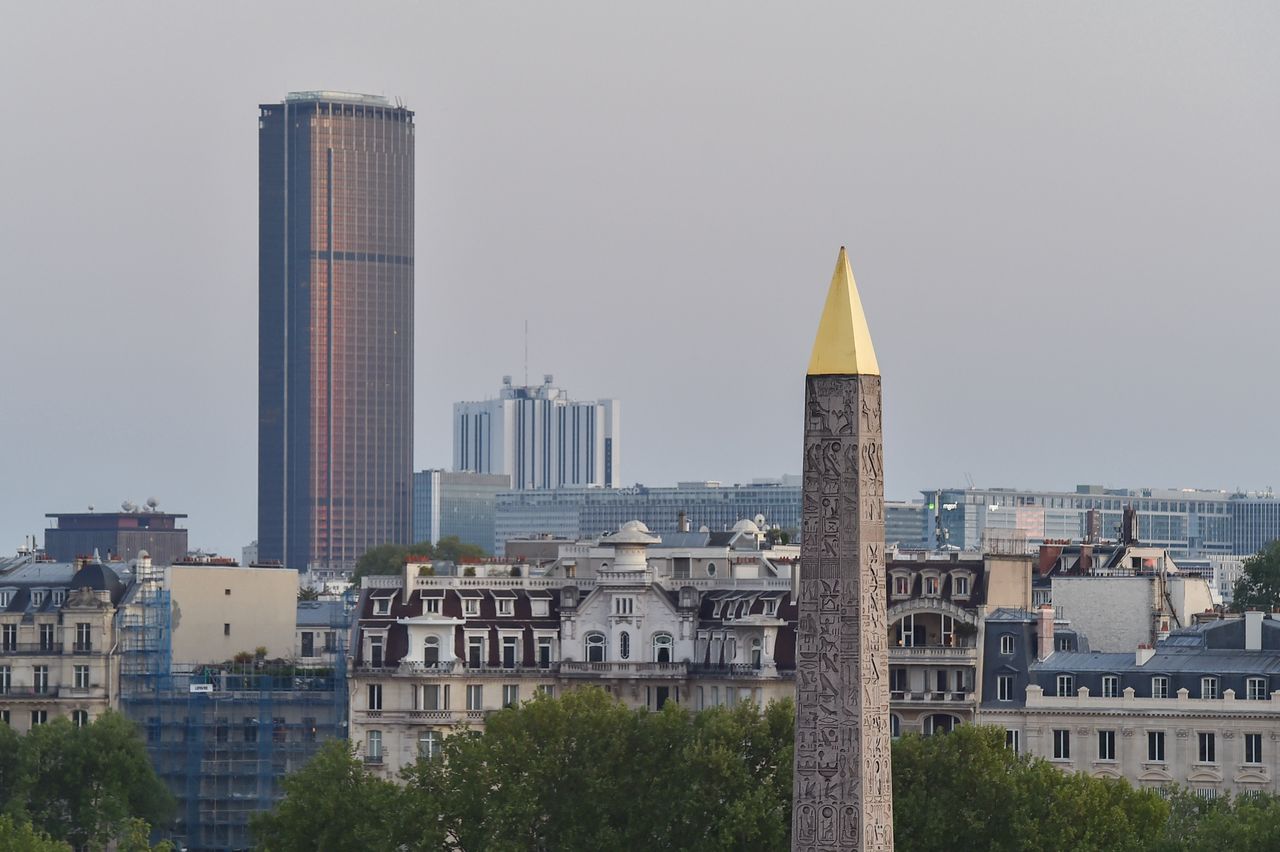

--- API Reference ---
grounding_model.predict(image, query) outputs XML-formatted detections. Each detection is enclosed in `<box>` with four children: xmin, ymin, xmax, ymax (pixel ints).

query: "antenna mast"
<box><xmin>524</xmin><ymin>319</ymin><xmax>529</xmax><ymax>386</ymax></box>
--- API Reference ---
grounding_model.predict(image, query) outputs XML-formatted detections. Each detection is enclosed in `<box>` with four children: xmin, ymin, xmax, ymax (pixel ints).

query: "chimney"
<box><xmin>1136</xmin><ymin>644</ymin><xmax>1155</xmax><ymax>666</ymax></box>
<box><xmin>1036</xmin><ymin>604</ymin><xmax>1055</xmax><ymax>662</ymax></box>
<box><xmin>1246</xmin><ymin>610</ymin><xmax>1263</xmax><ymax>651</ymax></box>
<box><xmin>677</xmin><ymin>511</ymin><xmax>690</xmax><ymax>534</ymax></box>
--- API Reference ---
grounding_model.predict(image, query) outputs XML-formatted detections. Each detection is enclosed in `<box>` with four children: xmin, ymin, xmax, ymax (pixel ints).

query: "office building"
<box><xmin>43</xmin><ymin>507</ymin><xmax>188</xmax><ymax>565</ymax></box>
<box><xmin>257</xmin><ymin>91</ymin><xmax>415</xmax><ymax>575</ymax></box>
<box><xmin>492</xmin><ymin>479</ymin><xmax>801</xmax><ymax>554</ymax></box>
<box><xmin>412</xmin><ymin>469</ymin><xmax>510</xmax><ymax>552</ymax></box>
<box><xmin>454</xmin><ymin>375</ymin><xmax>619</xmax><ymax>490</ymax></box>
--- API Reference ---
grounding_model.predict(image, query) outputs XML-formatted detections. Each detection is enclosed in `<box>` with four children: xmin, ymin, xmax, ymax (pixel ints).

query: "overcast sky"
<box><xmin>1</xmin><ymin>3</ymin><xmax>1277</xmax><ymax>555</ymax></box>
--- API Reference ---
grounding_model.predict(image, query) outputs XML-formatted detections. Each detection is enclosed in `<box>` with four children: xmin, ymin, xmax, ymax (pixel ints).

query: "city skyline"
<box><xmin>2</xmin><ymin>4</ymin><xmax>1278</xmax><ymax>556</ymax></box>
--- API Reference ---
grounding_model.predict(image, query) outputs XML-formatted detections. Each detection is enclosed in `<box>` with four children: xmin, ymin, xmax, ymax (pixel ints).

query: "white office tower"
<box><xmin>453</xmin><ymin>376</ymin><xmax>620</xmax><ymax>490</ymax></box>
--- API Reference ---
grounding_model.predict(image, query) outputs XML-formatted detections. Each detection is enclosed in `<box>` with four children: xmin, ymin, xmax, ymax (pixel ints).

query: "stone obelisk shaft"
<box><xmin>792</xmin><ymin>250</ymin><xmax>893</xmax><ymax>851</ymax></box>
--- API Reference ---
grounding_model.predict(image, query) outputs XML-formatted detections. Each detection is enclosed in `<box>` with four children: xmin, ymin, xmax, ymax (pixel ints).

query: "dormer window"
<box><xmin>531</xmin><ymin>599</ymin><xmax>549</xmax><ymax>617</ymax></box>
<box><xmin>51</xmin><ymin>591</ymin><xmax>65</xmax><ymax>606</ymax></box>
<box><xmin>893</xmin><ymin>576</ymin><xmax>910</xmax><ymax>597</ymax></box>
<box><xmin>497</xmin><ymin>599</ymin><xmax>514</xmax><ymax>617</ymax></box>
<box><xmin>424</xmin><ymin>597</ymin><xmax>441</xmax><ymax>615</ymax></box>
<box><xmin>953</xmin><ymin>576</ymin><xmax>970</xmax><ymax>597</ymax></box>
<box><xmin>373</xmin><ymin>598</ymin><xmax>391</xmax><ymax>616</ymax></box>
<box><xmin>0</xmin><ymin>591</ymin><xmax>11</xmax><ymax>608</ymax></box>
<box><xmin>924</xmin><ymin>577</ymin><xmax>939</xmax><ymax>596</ymax></box>
<box><xmin>763</xmin><ymin>598</ymin><xmax>777</xmax><ymax>617</ymax></box>
<box><xmin>463</xmin><ymin>599</ymin><xmax>480</xmax><ymax>617</ymax></box>
<box><xmin>31</xmin><ymin>591</ymin><xmax>45</xmax><ymax>607</ymax></box>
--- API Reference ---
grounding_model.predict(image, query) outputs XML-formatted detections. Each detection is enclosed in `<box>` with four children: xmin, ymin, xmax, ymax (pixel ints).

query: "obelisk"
<box><xmin>792</xmin><ymin>247</ymin><xmax>893</xmax><ymax>851</ymax></box>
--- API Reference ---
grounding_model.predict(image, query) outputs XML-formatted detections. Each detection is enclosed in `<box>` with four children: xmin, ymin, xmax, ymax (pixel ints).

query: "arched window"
<box><xmin>586</xmin><ymin>632</ymin><xmax>606</xmax><ymax>663</ymax></box>
<box><xmin>619</xmin><ymin>631</ymin><xmax>631</xmax><ymax>660</ymax></box>
<box><xmin>424</xmin><ymin>636</ymin><xmax>439</xmax><ymax>665</ymax></box>
<box><xmin>706</xmin><ymin>562</ymin><xmax>717</xmax><ymax>577</ymax></box>
<box><xmin>653</xmin><ymin>633</ymin><xmax>673</xmax><ymax>663</ymax></box>
<box><xmin>925</xmin><ymin>714</ymin><xmax>959</xmax><ymax>736</ymax></box>
<box><xmin>750</xmin><ymin>638</ymin><xmax>762</xmax><ymax>668</ymax></box>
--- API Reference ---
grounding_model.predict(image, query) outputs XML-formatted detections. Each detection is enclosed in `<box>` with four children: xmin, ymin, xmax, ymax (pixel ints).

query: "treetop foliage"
<box><xmin>1231</xmin><ymin>540</ymin><xmax>1280</xmax><ymax>612</ymax></box>
<box><xmin>352</xmin><ymin>536</ymin><xmax>488</xmax><ymax>583</ymax></box>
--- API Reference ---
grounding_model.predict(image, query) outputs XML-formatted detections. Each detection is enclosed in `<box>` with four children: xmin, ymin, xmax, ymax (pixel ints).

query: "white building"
<box><xmin>453</xmin><ymin>376</ymin><xmax>620</xmax><ymax>491</ymax></box>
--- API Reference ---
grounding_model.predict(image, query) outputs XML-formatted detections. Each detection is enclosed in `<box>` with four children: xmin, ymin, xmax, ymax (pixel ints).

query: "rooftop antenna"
<box><xmin>524</xmin><ymin>319</ymin><xmax>529</xmax><ymax>387</ymax></box>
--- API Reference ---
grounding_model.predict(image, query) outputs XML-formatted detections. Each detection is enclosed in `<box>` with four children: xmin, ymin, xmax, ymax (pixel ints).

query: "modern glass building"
<box><xmin>257</xmin><ymin>91</ymin><xmax>414</xmax><ymax>573</ymax></box>
<box><xmin>412</xmin><ymin>470</ymin><xmax>511</xmax><ymax>552</ymax></box>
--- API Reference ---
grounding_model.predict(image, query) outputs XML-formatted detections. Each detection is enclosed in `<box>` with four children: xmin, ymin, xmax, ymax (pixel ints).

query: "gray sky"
<box><xmin>2</xmin><ymin>3</ymin><xmax>1277</xmax><ymax>555</ymax></box>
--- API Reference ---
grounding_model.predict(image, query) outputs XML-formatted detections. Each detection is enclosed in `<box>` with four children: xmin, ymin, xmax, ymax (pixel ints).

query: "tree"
<box><xmin>251</xmin><ymin>739</ymin><xmax>407</xmax><ymax>851</ymax></box>
<box><xmin>0</xmin><ymin>815</ymin><xmax>69</xmax><ymax>852</ymax></box>
<box><xmin>1232</xmin><ymin>540</ymin><xmax>1280</xmax><ymax>611</ymax></box>
<box><xmin>9</xmin><ymin>712</ymin><xmax>172</xmax><ymax>850</ymax></box>
<box><xmin>433</xmin><ymin>536</ymin><xmax>486</xmax><ymax>564</ymax></box>
<box><xmin>1154</xmin><ymin>788</ymin><xmax>1280</xmax><ymax>852</ymax></box>
<box><xmin>296</xmin><ymin>586</ymin><xmax>321</xmax><ymax>601</ymax></box>
<box><xmin>352</xmin><ymin>541</ymin><xmax>438</xmax><ymax>583</ymax></box>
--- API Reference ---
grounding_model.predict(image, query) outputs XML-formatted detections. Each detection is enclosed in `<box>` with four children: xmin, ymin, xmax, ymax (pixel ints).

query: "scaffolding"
<box><xmin>118</xmin><ymin>571</ymin><xmax>350</xmax><ymax>851</ymax></box>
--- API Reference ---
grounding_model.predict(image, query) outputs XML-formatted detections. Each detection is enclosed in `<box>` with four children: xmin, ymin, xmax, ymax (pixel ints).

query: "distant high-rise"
<box><xmin>258</xmin><ymin>91</ymin><xmax>414</xmax><ymax>573</ymax></box>
<box><xmin>454</xmin><ymin>375</ymin><xmax>620</xmax><ymax>491</ymax></box>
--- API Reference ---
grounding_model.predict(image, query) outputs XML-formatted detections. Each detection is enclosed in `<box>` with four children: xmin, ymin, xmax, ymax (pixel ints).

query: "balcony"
<box><xmin>0</xmin><ymin>644</ymin><xmax>62</xmax><ymax>656</ymax></box>
<box><xmin>889</xmin><ymin>645</ymin><xmax>978</xmax><ymax>664</ymax></box>
<box><xmin>559</xmin><ymin>661</ymin><xmax>688</xmax><ymax>678</ymax></box>
<box><xmin>363</xmin><ymin>754</ymin><xmax>384</xmax><ymax>765</ymax></box>
<box><xmin>688</xmin><ymin>663</ymin><xmax>778</xmax><ymax>678</ymax></box>
<box><xmin>0</xmin><ymin>687</ymin><xmax>55</xmax><ymax>700</ymax></box>
<box><xmin>890</xmin><ymin>691</ymin><xmax>976</xmax><ymax>705</ymax></box>
<box><xmin>72</xmin><ymin>642</ymin><xmax>94</xmax><ymax>655</ymax></box>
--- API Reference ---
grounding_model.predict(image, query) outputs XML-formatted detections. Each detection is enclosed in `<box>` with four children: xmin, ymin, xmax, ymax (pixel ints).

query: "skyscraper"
<box><xmin>454</xmin><ymin>375</ymin><xmax>620</xmax><ymax>490</ymax></box>
<box><xmin>258</xmin><ymin>91</ymin><xmax>414</xmax><ymax>573</ymax></box>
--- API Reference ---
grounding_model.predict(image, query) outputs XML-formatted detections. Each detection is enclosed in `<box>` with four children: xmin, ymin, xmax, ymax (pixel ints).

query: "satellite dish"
<box><xmin>146</xmin><ymin>497</ymin><xmax>159</xmax><ymax>511</ymax></box>
<box><xmin>87</xmin><ymin>504</ymin><xmax>95</xmax><ymax>512</ymax></box>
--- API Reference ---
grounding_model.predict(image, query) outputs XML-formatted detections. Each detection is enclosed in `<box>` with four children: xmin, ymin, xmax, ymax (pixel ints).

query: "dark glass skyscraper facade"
<box><xmin>258</xmin><ymin>92</ymin><xmax>414</xmax><ymax>572</ymax></box>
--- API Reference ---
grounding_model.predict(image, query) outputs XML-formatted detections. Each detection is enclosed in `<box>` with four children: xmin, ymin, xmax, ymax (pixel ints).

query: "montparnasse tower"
<box><xmin>792</xmin><ymin>247</ymin><xmax>893</xmax><ymax>851</ymax></box>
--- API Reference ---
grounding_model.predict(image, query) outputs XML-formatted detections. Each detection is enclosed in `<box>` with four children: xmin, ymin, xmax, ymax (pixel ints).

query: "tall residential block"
<box><xmin>453</xmin><ymin>375</ymin><xmax>619</xmax><ymax>490</ymax></box>
<box><xmin>257</xmin><ymin>91</ymin><xmax>414</xmax><ymax>573</ymax></box>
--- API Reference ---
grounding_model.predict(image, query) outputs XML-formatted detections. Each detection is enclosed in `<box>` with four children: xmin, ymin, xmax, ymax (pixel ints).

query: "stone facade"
<box><xmin>792</xmin><ymin>374</ymin><xmax>892</xmax><ymax>851</ymax></box>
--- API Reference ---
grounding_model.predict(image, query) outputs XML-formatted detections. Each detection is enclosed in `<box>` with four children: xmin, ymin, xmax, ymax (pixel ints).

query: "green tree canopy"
<box><xmin>0</xmin><ymin>815</ymin><xmax>69</xmax><ymax>852</ymax></box>
<box><xmin>0</xmin><ymin>712</ymin><xmax>172</xmax><ymax>850</ymax></box>
<box><xmin>1231</xmin><ymin>540</ymin><xmax>1280</xmax><ymax>611</ymax></box>
<box><xmin>352</xmin><ymin>538</ymin><xmax>487</xmax><ymax>583</ymax></box>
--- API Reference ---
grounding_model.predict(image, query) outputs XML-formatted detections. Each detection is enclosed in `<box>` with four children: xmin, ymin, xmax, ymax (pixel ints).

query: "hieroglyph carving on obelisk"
<box><xmin>792</xmin><ymin>247</ymin><xmax>893</xmax><ymax>851</ymax></box>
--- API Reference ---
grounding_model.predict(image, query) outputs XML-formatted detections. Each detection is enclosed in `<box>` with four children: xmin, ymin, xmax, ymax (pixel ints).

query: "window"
<box><xmin>1056</xmin><ymin>675</ymin><xmax>1074</xmax><ymax>697</ymax></box>
<box><xmin>997</xmin><ymin>675</ymin><xmax>1014</xmax><ymax>702</ymax></box>
<box><xmin>497</xmin><ymin>598</ymin><xmax>514</xmax><ymax>617</ymax></box>
<box><xmin>424</xmin><ymin>597</ymin><xmax>441</xmax><ymax>615</ymax></box>
<box><xmin>502</xmin><ymin>684</ymin><xmax>519</xmax><ymax>707</ymax></box>
<box><xmin>463</xmin><ymin>598</ymin><xmax>480</xmax><ymax>617</ymax></box>
<box><xmin>224</xmin><ymin>588</ymin><xmax>231</xmax><ymax>596</ymax></box>
<box><xmin>1102</xmin><ymin>676</ymin><xmax>1120</xmax><ymax>698</ymax></box>
<box><xmin>418</xmin><ymin>730</ymin><xmax>442</xmax><ymax>760</ymax></box>
<box><xmin>51</xmin><ymin>591</ymin><xmax>64</xmax><ymax>606</ymax></box>
<box><xmin>619</xmin><ymin>631</ymin><xmax>631</xmax><ymax>660</ymax></box>
<box><xmin>1246</xmin><ymin>733</ymin><xmax>1263</xmax><ymax>765</ymax></box>
<box><xmin>0</xmin><ymin>666</ymin><xmax>9</xmax><ymax>694</ymax></box>
<box><xmin>76</xmin><ymin>623</ymin><xmax>91</xmax><ymax>651</ymax></box>
<box><xmin>324</xmin><ymin>631</ymin><xmax>336</xmax><ymax>652</ymax></box>
<box><xmin>33</xmin><ymin>666</ymin><xmax>48</xmax><ymax>694</ymax></box>
<box><xmin>31</xmin><ymin>591</ymin><xmax>44</xmax><ymax>607</ymax></box>
<box><xmin>751</xmin><ymin>638</ymin><xmax>763</xmax><ymax>668</ymax></box>
<box><xmin>244</xmin><ymin>717</ymin><xmax>257</xmax><ymax>743</ymax></box>
<box><xmin>1247</xmin><ymin>677</ymin><xmax>1268</xmax><ymax>700</ymax></box>
<box><xmin>1057</xmin><ymin>637</ymin><xmax>1072</xmax><ymax>651</ymax></box>
<box><xmin>1006</xmin><ymin>729</ymin><xmax>1020</xmax><ymax>753</ymax></box>
<box><xmin>1052</xmin><ymin>729</ymin><xmax>1070</xmax><ymax>760</ymax></box>
<box><xmin>424</xmin><ymin>636</ymin><xmax>440</xmax><ymax>665</ymax></box>
<box><xmin>1201</xmin><ymin>677</ymin><xmax>1219</xmax><ymax>699</ymax></box>
<box><xmin>0</xmin><ymin>625</ymin><xmax>14</xmax><ymax>652</ymax></box>
<box><xmin>367</xmin><ymin>684</ymin><xmax>382</xmax><ymax>711</ymax></box>
<box><xmin>1151</xmin><ymin>677</ymin><xmax>1169</xmax><ymax>699</ymax></box>
<box><xmin>272</xmin><ymin>717</ymin><xmax>286</xmax><ymax>743</ymax></box>
<box><xmin>424</xmin><ymin>684</ymin><xmax>448</xmax><ymax>711</ymax></box>
<box><xmin>373</xmin><ymin>598</ymin><xmax>391</xmax><ymax>616</ymax></box>
<box><xmin>706</xmin><ymin>562</ymin><xmax>717</xmax><ymax>577</ymax></box>
<box><xmin>30</xmin><ymin>710</ymin><xmax>47</xmax><ymax>727</ymax></box>
<box><xmin>502</xmin><ymin>635</ymin><xmax>518</xmax><ymax>668</ymax></box>
<box><xmin>888</xmin><ymin>714</ymin><xmax>900</xmax><ymax>739</ymax></box>
<box><xmin>224</xmin><ymin>623</ymin><xmax>231</xmax><ymax>636</ymax></box>
<box><xmin>613</xmin><ymin>596</ymin><xmax>634</xmax><ymax>616</ymax></box>
<box><xmin>653</xmin><ymin>633</ymin><xmax>673</xmax><ymax>663</ymax></box>
<box><xmin>585</xmin><ymin>632</ymin><xmax>606</xmax><ymax>663</ymax></box>
<box><xmin>999</xmin><ymin>634</ymin><xmax>1015</xmax><ymax>656</ymax></box>
<box><xmin>893</xmin><ymin>576</ymin><xmax>909</xmax><ymax>596</ymax></box>
<box><xmin>531</xmin><ymin>599</ymin><xmax>549</xmax><ymax>617</ymax></box>
<box><xmin>1198</xmin><ymin>732</ymin><xmax>1216</xmax><ymax>763</ymax></box>
<box><xmin>1147</xmin><ymin>731</ymin><xmax>1166</xmax><ymax>762</ymax></box>
<box><xmin>0</xmin><ymin>592</ymin><xmax>9</xmax><ymax>608</ymax></box>
<box><xmin>74</xmin><ymin>665</ymin><xmax>89</xmax><ymax>689</ymax></box>
<box><xmin>466</xmin><ymin>684</ymin><xmax>484</xmax><ymax>711</ymax></box>
<box><xmin>467</xmin><ymin>636</ymin><xmax>484</xmax><ymax>668</ymax></box>
<box><xmin>953</xmin><ymin>576</ymin><xmax>970</xmax><ymax>596</ymax></box>
<box><xmin>924</xmin><ymin>577</ymin><xmax>939</xmax><ymax>596</ymax></box>
<box><xmin>74</xmin><ymin>711</ymin><xmax>91</xmax><ymax>729</ymax></box>
<box><xmin>39</xmin><ymin>624</ymin><xmax>54</xmax><ymax>650</ymax></box>
<box><xmin>300</xmin><ymin>632</ymin><xmax>314</xmax><ymax>658</ymax></box>
<box><xmin>369</xmin><ymin>636</ymin><xmax>384</xmax><ymax>668</ymax></box>
<box><xmin>366</xmin><ymin>730</ymin><xmax>382</xmax><ymax>761</ymax></box>
<box><xmin>537</xmin><ymin>636</ymin><xmax>554</xmax><ymax>668</ymax></box>
<box><xmin>1098</xmin><ymin>730</ymin><xmax>1116</xmax><ymax>761</ymax></box>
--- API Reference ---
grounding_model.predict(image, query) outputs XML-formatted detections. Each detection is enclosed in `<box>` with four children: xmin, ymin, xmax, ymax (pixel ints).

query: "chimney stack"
<box><xmin>1036</xmin><ymin>604</ymin><xmax>1055</xmax><ymax>662</ymax></box>
<box><xmin>1136</xmin><ymin>644</ymin><xmax>1155</xmax><ymax>666</ymax></box>
<box><xmin>1246</xmin><ymin>610</ymin><xmax>1263</xmax><ymax>651</ymax></box>
<box><xmin>677</xmin><ymin>511</ymin><xmax>690</xmax><ymax>534</ymax></box>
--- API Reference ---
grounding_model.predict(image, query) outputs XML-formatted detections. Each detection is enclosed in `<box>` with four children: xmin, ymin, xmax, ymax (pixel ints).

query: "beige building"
<box><xmin>349</xmin><ymin>520</ymin><xmax>798</xmax><ymax>776</ymax></box>
<box><xmin>0</xmin><ymin>557</ymin><xmax>128</xmax><ymax>733</ymax></box>
<box><xmin>167</xmin><ymin>563</ymin><xmax>298</xmax><ymax>663</ymax></box>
